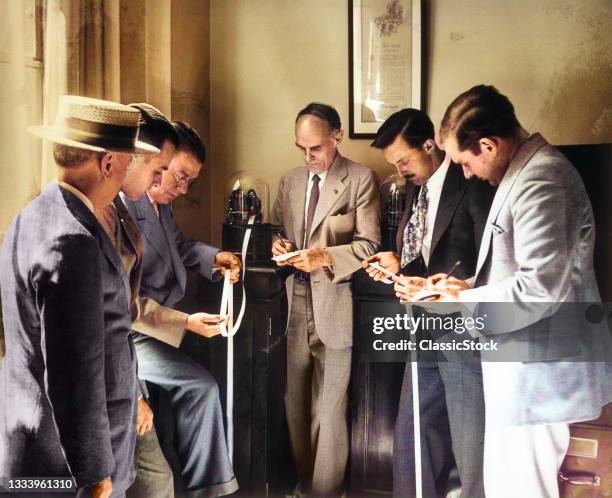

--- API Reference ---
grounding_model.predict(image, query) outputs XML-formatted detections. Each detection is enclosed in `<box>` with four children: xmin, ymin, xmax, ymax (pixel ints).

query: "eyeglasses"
<box><xmin>127</xmin><ymin>154</ymin><xmax>139</xmax><ymax>171</ymax></box>
<box><xmin>171</xmin><ymin>169</ymin><xmax>196</xmax><ymax>187</ymax></box>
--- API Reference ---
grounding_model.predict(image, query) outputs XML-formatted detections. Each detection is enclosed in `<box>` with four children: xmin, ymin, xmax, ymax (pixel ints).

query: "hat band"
<box><xmin>62</xmin><ymin>116</ymin><xmax>140</xmax><ymax>149</ymax></box>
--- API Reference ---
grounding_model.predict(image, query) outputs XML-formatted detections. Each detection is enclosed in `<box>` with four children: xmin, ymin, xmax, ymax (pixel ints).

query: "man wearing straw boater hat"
<box><xmin>0</xmin><ymin>95</ymin><xmax>158</xmax><ymax>498</ymax></box>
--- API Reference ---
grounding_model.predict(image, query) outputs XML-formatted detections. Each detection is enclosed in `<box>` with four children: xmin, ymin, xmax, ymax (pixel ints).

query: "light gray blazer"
<box><xmin>271</xmin><ymin>153</ymin><xmax>380</xmax><ymax>349</ymax></box>
<box><xmin>462</xmin><ymin>133</ymin><xmax>612</xmax><ymax>425</ymax></box>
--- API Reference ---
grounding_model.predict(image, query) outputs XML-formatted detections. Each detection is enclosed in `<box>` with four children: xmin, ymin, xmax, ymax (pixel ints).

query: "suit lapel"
<box><xmin>291</xmin><ymin>170</ymin><xmax>308</xmax><ymax>249</ymax></box>
<box><xmin>114</xmin><ymin>195</ymin><xmax>143</xmax><ymax>264</ymax></box>
<box><xmin>308</xmin><ymin>155</ymin><xmax>347</xmax><ymax>243</ymax></box>
<box><xmin>474</xmin><ymin>133</ymin><xmax>548</xmax><ymax>276</ymax></box>
<box><xmin>55</xmin><ymin>184</ymin><xmax>126</xmax><ymax>287</ymax></box>
<box><xmin>158</xmin><ymin>205</ymin><xmax>186</xmax><ymax>290</ymax></box>
<box><xmin>132</xmin><ymin>195</ymin><xmax>172</xmax><ymax>266</ymax></box>
<box><xmin>396</xmin><ymin>183</ymin><xmax>417</xmax><ymax>253</ymax></box>
<box><xmin>430</xmin><ymin>164</ymin><xmax>466</xmax><ymax>258</ymax></box>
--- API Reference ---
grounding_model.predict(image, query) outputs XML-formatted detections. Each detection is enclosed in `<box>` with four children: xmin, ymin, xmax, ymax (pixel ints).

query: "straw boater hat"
<box><xmin>28</xmin><ymin>95</ymin><xmax>160</xmax><ymax>155</ymax></box>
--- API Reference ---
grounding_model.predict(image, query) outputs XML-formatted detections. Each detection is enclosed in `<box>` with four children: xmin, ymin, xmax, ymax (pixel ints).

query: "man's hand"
<box><xmin>214</xmin><ymin>251</ymin><xmax>241</xmax><ymax>283</ymax></box>
<box><xmin>92</xmin><ymin>477</ymin><xmax>112</xmax><ymax>498</ymax></box>
<box><xmin>393</xmin><ymin>275</ymin><xmax>427</xmax><ymax>302</ymax></box>
<box><xmin>136</xmin><ymin>398</ymin><xmax>153</xmax><ymax>436</ymax></box>
<box><xmin>186</xmin><ymin>312</ymin><xmax>228</xmax><ymax>338</ymax></box>
<box><xmin>287</xmin><ymin>248</ymin><xmax>332</xmax><ymax>273</ymax></box>
<box><xmin>362</xmin><ymin>252</ymin><xmax>401</xmax><ymax>281</ymax></box>
<box><xmin>425</xmin><ymin>273</ymin><xmax>471</xmax><ymax>301</ymax></box>
<box><xmin>272</xmin><ymin>238</ymin><xmax>296</xmax><ymax>266</ymax></box>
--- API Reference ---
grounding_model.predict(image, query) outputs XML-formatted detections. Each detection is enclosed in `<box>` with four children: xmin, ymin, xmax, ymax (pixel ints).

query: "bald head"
<box><xmin>295</xmin><ymin>114</ymin><xmax>342</xmax><ymax>174</ymax></box>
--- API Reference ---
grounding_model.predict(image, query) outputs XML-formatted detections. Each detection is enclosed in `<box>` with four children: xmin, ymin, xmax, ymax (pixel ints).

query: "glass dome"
<box><xmin>380</xmin><ymin>173</ymin><xmax>407</xmax><ymax>227</ymax></box>
<box><xmin>224</xmin><ymin>171</ymin><xmax>270</xmax><ymax>224</ymax></box>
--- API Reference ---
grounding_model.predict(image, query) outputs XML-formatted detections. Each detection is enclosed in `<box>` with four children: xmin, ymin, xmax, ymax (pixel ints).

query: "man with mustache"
<box><xmin>363</xmin><ymin>108</ymin><xmax>495</xmax><ymax>498</ymax></box>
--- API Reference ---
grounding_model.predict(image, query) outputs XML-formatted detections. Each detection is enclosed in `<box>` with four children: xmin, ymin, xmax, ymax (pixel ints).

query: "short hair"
<box><xmin>129</xmin><ymin>103</ymin><xmax>179</xmax><ymax>150</ymax></box>
<box><xmin>53</xmin><ymin>144</ymin><xmax>104</xmax><ymax>168</ymax></box>
<box><xmin>172</xmin><ymin>121</ymin><xmax>206</xmax><ymax>164</ymax></box>
<box><xmin>440</xmin><ymin>85</ymin><xmax>521</xmax><ymax>151</ymax></box>
<box><xmin>371</xmin><ymin>108</ymin><xmax>434</xmax><ymax>149</ymax></box>
<box><xmin>295</xmin><ymin>102</ymin><xmax>341</xmax><ymax>132</ymax></box>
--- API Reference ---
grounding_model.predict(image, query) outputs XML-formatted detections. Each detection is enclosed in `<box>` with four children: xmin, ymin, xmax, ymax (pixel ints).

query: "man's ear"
<box><xmin>335</xmin><ymin>129</ymin><xmax>344</xmax><ymax>144</ymax></box>
<box><xmin>423</xmin><ymin>139</ymin><xmax>435</xmax><ymax>154</ymax></box>
<box><xmin>479</xmin><ymin>137</ymin><xmax>499</xmax><ymax>155</ymax></box>
<box><xmin>100</xmin><ymin>153</ymin><xmax>114</xmax><ymax>178</ymax></box>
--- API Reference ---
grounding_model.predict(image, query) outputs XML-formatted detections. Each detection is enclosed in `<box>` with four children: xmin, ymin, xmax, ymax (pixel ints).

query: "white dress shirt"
<box><xmin>420</xmin><ymin>154</ymin><xmax>451</xmax><ymax>265</ymax></box>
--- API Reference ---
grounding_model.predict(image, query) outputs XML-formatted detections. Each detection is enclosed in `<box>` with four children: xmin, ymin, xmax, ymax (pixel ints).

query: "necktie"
<box><xmin>401</xmin><ymin>184</ymin><xmax>428</xmax><ymax>267</ymax></box>
<box><xmin>304</xmin><ymin>174</ymin><xmax>321</xmax><ymax>246</ymax></box>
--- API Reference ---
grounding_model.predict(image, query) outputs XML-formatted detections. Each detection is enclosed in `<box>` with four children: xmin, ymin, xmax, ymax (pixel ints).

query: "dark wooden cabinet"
<box><xmin>155</xmin><ymin>264</ymin><xmax>294</xmax><ymax>497</ymax></box>
<box><xmin>349</xmin><ymin>271</ymin><xmax>405</xmax><ymax>497</ymax></box>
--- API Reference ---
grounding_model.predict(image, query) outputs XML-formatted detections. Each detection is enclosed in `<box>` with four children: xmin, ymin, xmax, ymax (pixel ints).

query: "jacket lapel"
<box><xmin>158</xmin><ymin>205</ymin><xmax>186</xmax><ymax>291</ymax></box>
<box><xmin>132</xmin><ymin>195</ymin><xmax>172</xmax><ymax>266</ymax></box>
<box><xmin>308</xmin><ymin>154</ymin><xmax>347</xmax><ymax>243</ymax></box>
<box><xmin>429</xmin><ymin>164</ymin><xmax>466</xmax><ymax>258</ymax></box>
<box><xmin>55</xmin><ymin>184</ymin><xmax>125</xmax><ymax>283</ymax></box>
<box><xmin>291</xmin><ymin>169</ymin><xmax>308</xmax><ymax>249</ymax></box>
<box><xmin>396</xmin><ymin>183</ymin><xmax>417</xmax><ymax>253</ymax></box>
<box><xmin>114</xmin><ymin>195</ymin><xmax>143</xmax><ymax>264</ymax></box>
<box><xmin>474</xmin><ymin>133</ymin><xmax>548</xmax><ymax>277</ymax></box>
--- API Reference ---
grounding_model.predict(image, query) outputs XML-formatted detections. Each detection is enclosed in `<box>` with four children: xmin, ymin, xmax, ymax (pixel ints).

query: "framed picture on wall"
<box><xmin>349</xmin><ymin>0</ymin><xmax>422</xmax><ymax>138</ymax></box>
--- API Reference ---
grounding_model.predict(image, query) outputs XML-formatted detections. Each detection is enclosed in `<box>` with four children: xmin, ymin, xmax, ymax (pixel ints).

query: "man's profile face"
<box><xmin>383</xmin><ymin>135</ymin><xmax>436</xmax><ymax>186</ymax></box>
<box><xmin>149</xmin><ymin>151</ymin><xmax>202</xmax><ymax>205</ymax></box>
<box><xmin>122</xmin><ymin>139</ymin><xmax>175</xmax><ymax>200</ymax></box>
<box><xmin>295</xmin><ymin>115</ymin><xmax>339</xmax><ymax>174</ymax></box>
<box><xmin>443</xmin><ymin>135</ymin><xmax>505</xmax><ymax>186</ymax></box>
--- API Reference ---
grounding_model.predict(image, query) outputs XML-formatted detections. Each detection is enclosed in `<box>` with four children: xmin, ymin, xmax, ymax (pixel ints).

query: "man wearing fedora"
<box><xmin>0</xmin><ymin>95</ymin><xmax>158</xmax><ymax>498</ymax></box>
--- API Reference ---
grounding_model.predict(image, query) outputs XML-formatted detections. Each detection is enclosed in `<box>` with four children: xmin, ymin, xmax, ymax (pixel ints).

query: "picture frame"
<box><xmin>348</xmin><ymin>0</ymin><xmax>422</xmax><ymax>139</ymax></box>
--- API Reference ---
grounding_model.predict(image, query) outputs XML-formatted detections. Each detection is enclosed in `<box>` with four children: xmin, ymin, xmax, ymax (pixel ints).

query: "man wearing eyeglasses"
<box><xmin>123</xmin><ymin>120</ymin><xmax>240</xmax><ymax>498</ymax></box>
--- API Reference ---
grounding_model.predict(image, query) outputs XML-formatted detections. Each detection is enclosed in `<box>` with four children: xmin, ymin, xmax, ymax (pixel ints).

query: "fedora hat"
<box><xmin>28</xmin><ymin>95</ymin><xmax>160</xmax><ymax>155</ymax></box>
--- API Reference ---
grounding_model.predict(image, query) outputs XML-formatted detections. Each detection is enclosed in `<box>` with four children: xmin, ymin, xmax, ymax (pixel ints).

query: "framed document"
<box><xmin>349</xmin><ymin>0</ymin><xmax>422</xmax><ymax>138</ymax></box>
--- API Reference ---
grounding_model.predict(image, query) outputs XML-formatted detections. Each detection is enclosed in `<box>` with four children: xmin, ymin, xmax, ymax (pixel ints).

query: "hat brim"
<box><xmin>28</xmin><ymin>125</ymin><xmax>160</xmax><ymax>155</ymax></box>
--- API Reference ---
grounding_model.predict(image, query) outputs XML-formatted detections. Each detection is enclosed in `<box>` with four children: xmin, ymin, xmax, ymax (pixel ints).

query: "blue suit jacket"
<box><xmin>0</xmin><ymin>183</ymin><xmax>138</xmax><ymax>492</ymax></box>
<box><xmin>123</xmin><ymin>195</ymin><xmax>220</xmax><ymax>309</ymax></box>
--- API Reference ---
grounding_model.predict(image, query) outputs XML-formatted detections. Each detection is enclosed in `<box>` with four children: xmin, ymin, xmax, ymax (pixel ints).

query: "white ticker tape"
<box><xmin>218</xmin><ymin>215</ymin><xmax>255</xmax><ymax>464</ymax></box>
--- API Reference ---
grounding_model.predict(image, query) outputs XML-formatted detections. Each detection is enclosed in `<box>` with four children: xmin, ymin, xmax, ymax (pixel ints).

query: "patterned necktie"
<box><xmin>401</xmin><ymin>184</ymin><xmax>428</xmax><ymax>267</ymax></box>
<box><xmin>304</xmin><ymin>174</ymin><xmax>321</xmax><ymax>246</ymax></box>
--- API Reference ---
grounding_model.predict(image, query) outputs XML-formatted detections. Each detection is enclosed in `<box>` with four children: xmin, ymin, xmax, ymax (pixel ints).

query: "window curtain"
<box><xmin>41</xmin><ymin>0</ymin><xmax>121</xmax><ymax>185</ymax></box>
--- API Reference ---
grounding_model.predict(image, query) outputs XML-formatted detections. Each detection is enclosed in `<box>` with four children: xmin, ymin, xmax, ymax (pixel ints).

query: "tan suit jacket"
<box><xmin>271</xmin><ymin>154</ymin><xmax>380</xmax><ymax>349</ymax></box>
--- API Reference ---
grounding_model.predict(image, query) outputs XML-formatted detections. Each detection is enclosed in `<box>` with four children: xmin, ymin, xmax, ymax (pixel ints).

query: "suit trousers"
<box><xmin>481</xmin><ymin>362</ymin><xmax>570</xmax><ymax>498</ymax></box>
<box><xmin>394</xmin><ymin>361</ymin><xmax>485</xmax><ymax>498</ymax></box>
<box><xmin>131</xmin><ymin>333</ymin><xmax>238</xmax><ymax>498</ymax></box>
<box><xmin>285</xmin><ymin>280</ymin><xmax>352</xmax><ymax>496</ymax></box>
<box><xmin>126</xmin><ymin>429</ymin><xmax>174</xmax><ymax>498</ymax></box>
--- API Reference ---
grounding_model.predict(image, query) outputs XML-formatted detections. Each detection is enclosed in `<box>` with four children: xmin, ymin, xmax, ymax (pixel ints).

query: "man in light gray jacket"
<box><xmin>430</xmin><ymin>85</ymin><xmax>612</xmax><ymax>498</ymax></box>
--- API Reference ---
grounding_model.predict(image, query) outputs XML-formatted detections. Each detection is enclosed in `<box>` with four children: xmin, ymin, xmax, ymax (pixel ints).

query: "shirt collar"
<box><xmin>57</xmin><ymin>181</ymin><xmax>94</xmax><ymax>213</ymax></box>
<box><xmin>308</xmin><ymin>169</ymin><xmax>328</xmax><ymax>182</ymax></box>
<box><xmin>425</xmin><ymin>153</ymin><xmax>451</xmax><ymax>190</ymax></box>
<box><xmin>146</xmin><ymin>192</ymin><xmax>160</xmax><ymax>217</ymax></box>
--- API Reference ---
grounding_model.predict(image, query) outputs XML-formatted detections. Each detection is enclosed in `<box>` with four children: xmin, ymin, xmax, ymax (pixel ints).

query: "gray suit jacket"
<box><xmin>123</xmin><ymin>195</ymin><xmax>220</xmax><ymax>346</ymax></box>
<box><xmin>0</xmin><ymin>183</ymin><xmax>138</xmax><ymax>491</ymax></box>
<box><xmin>462</xmin><ymin>133</ymin><xmax>612</xmax><ymax>424</ymax></box>
<box><xmin>271</xmin><ymin>154</ymin><xmax>381</xmax><ymax>349</ymax></box>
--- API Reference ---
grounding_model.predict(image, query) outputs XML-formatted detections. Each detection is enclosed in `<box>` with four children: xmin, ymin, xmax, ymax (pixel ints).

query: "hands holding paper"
<box><xmin>362</xmin><ymin>252</ymin><xmax>401</xmax><ymax>281</ymax></box>
<box><xmin>215</xmin><ymin>251</ymin><xmax>241</xmax><ymax>283</ymax></box>
<box><xmin>186</xmin><ymin>312</ymin><xmax>228</xmax><ymax>338</ymax></box>
<box><xmin>272</xmin><ymin>237</ymin><xmax>332</xmax><ymax>273</ymax></box>
<box><xmin>361</xmin><ymin>253</ymin><xmax>471</xmax><ymax>302</ymax></box>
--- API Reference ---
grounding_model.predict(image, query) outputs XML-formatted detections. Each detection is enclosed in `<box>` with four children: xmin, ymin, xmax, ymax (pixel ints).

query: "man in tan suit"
<box><xmin>271</xmin><ymin>103</ymin><xmax>380</xmax><ymax>497</ymax></box>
